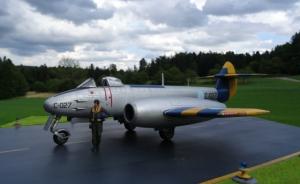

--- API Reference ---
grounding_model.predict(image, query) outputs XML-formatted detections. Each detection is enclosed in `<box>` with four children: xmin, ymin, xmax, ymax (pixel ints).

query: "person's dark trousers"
<box><xmin>91</xmin><ymin>120</ymin><xmax>103</xmax><ymax>152</ymax></box>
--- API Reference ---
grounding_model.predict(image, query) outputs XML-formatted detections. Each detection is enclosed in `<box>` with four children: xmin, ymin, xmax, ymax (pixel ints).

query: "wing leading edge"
<box><xmin>164</xmin><ymin>107</ymin><xmax>269</xmax><ymax>118</ymax></box>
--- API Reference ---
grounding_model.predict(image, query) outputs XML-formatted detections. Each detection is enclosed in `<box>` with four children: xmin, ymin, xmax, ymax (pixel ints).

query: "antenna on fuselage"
<box><xmin>161</xmin><ymin>73</ymin><xmax>165</xmax><ymax>86</ymax></box>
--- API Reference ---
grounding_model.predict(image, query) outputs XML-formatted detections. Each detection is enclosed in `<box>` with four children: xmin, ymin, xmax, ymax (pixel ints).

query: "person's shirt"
<box><xmin>90</xmin><ymin>105</ymin><xmax>102</xmax><ymax>121</ymax></box>
<box><xmin>90</xmin><ymin>104</ymin><xmax>108</xmax><ymax>121</ymax></box>
<box><xmin>92</xmin><ymin>105</ymin><xmax>102</xmax><ymax>113</ymax></box>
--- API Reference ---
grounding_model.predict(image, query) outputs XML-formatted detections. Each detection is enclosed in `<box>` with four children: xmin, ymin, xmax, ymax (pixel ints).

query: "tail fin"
<box><xmin>216</xmin><ymin>61</ymin><xmax>237</xmax><ymax>102</ymax></box>
<box><xmin>198</xmin><ymin>61</ymin><xmax>267</xmax><ymax>102</ymax></box>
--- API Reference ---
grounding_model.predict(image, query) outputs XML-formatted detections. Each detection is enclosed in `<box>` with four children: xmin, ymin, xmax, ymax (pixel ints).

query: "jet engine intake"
<box><xmin>124</xmin><ymin>104</ymin><xmax>135</xmax><ymax>122</ymax></box>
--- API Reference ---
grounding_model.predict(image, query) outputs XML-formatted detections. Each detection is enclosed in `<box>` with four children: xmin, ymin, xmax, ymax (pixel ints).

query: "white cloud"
<box><xmin>190</xmin><ymin>0</ymin><xmax>207</xmax><ymax>11</ymax></box>
<box><xmin>58</xmin><ymin>44</ymin><xmax>140</xmax><ymax>69</ymax></box>
<box><xmin>0</xmin><ymin>0</ymin><xmax>299</xmax><ymax>68</ymax></box>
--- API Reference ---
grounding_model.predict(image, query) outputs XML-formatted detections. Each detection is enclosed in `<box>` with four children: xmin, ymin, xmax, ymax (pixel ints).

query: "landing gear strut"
<box><xmin>44</xmin><ymin>115</ymin><xmax>70</xmax><ymax>145</ymax></box>
<box><xmin>159</xmin><ymin>127</ymin><xmax>175</xmax><ymax>141</ymax></box>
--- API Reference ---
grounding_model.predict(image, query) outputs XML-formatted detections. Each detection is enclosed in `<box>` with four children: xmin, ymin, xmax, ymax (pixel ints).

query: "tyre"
<box><xmin>53</xmin><ymin>129</ymin><xmax>70</xmax><ymax>145</ymax></box>
<box><xmin>124</xmin><ymin>123</ymin><xmax>136</xmax><ymax>131</ymax></box>
<box><xmin>159</xmin><ymin>128</ymin><xmax>175</xmax><ymax>141</ymax></box>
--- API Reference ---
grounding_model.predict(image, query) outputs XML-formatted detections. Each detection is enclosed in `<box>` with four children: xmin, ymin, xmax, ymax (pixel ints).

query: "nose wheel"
<box><xmin>53</xmin><ymin>129</ymin><xmax>70</xmax><ymax>145</ymax></box>
<box><xmin>44</xmin><ymin>115</ymin><xmax>71</xmax><ymax>145</ymax></box>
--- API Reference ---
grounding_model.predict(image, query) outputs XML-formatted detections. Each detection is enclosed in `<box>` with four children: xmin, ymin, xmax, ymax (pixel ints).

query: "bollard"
<box><xmin>232</xmin><ymin>162</ymin><xmax>258</xmax><ymax>184</ymax></box>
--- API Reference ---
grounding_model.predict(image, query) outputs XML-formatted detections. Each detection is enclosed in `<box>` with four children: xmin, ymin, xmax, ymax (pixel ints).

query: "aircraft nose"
<box><xmin>43</xmin><ymin>98</ymin><xmax>53</xmax><ymax>113</ymax></box>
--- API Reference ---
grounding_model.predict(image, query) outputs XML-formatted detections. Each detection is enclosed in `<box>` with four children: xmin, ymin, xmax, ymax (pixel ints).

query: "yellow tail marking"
<box><xmin>229</xmin><ymin>78</ymin><xmax>237</xmax><ymax>97</ymax></box>
<box><xmin>181</xmin><ymin>107</ymin><xmax>202</xmax><ymax>116</ymax></box>
<box><xmin>223</xmin><ymin>61</ymin><xmax>236</xmax><ymax>74</ymax></box>
<box><xmin>221</xmin><ymin>108</ymin><xmax>270</xmax><ymax>116</ymax></box>
<box><xmin>223</xmin><ymin>61</ymin><xmax>237</xmax><ymax>98</ymax></box>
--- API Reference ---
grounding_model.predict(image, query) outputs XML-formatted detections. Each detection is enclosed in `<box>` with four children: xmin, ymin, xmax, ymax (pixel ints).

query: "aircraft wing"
<box><xmin>164</xmin><ymin>107</ymin><xmax>269</xmax><ymax>118</ymax></box>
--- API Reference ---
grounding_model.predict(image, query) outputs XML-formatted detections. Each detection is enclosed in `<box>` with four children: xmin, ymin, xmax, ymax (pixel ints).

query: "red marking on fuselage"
<box><xmin>108</xmin><ymin>86</ymin><xmax>113</xmax><ymax>107</ymax></box>
<box><xmin>103</xmin><ymin>87</ymin><xmax>112</xmax><ymax>107</ymax></box>
<box><xmin>103</xmin><ymin>87</ymin><xmax>107</xmax><ymax>100</ymax></box>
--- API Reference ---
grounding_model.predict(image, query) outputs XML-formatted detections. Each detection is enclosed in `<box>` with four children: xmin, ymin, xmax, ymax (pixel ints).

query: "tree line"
<box><xmin>0</xmin><ymin>31</ymin><xmax>299</xmax><ymax>99</ymax></box>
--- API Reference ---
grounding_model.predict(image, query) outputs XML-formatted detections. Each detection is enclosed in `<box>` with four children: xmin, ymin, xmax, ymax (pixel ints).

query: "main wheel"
<box><xmin>124</xmin><ymin>123</ymin><xmax>136</xmax><ymax>131</ymax></box>
<box><xmin>159</xmin><ymin>128</ymin><xmax>175</xmax><ymax>141</ymax></box>
<box><xmin>53</xmin><ymin>129</ymin><xmax>70</xmax><ymax>145</ymax></box>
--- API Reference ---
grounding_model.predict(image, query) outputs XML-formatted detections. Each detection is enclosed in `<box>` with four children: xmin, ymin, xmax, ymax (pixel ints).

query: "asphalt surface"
<box><xmin>0</xmin><ymin>117</ymin><xmax>300</xmax><ymax>184</ymax></box>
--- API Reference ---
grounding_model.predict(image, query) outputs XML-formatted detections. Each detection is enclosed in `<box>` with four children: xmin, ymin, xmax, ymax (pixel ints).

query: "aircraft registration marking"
<box><xmin>204</xmin><ymin>91</ymin><xmax>217</xmax><ymax>100</ymax></box>
<box><xmin>54</xmin><ymin>102</ymin><xmax>72</xmax><ymax>109</ymax></box>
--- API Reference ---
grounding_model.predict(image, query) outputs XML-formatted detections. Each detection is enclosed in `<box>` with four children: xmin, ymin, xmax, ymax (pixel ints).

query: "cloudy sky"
<box><xmin>1</xmin><ymin>0</ymin><xmax>300</xmax><ymax>69</ymax></box>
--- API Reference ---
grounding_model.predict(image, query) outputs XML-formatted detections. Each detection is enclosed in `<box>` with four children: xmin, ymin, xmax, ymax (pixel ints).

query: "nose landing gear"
<box><xmin>44</xmin><ymin>115</ymin><xmax>70</xmax><ymax>145</ymax></box>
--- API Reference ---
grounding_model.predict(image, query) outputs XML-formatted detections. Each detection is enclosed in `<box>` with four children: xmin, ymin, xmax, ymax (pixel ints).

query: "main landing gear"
<box><xmin>124</xmin><ymin>122</ymin><xmax>136</xmax><ymax>132</ymax></box>
<box><xmin>118</xmin><ymin>118</ymin><xmax>175</xmax><ymax>141</ymax></box>
<box><xmin>44</xmin><ymin>115</ymin><xmax>70</xmax><ymax>145</ymax></box>
<box><xmin>158</xmin><ymin>127</ymin><xmax>175</xmax><ymax>141</ymax></box>
<box><xmin>118</xmin><ymin>118</ymin><xmax>136</xmax><ymax>132</ymax></box>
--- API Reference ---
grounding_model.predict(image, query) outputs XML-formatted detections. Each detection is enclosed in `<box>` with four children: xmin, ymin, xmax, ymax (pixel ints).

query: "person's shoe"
<box><xmin>91</xmin><ymin>147</ymin><xmax>96</xmax><ymax>152</ymax></box>
<box><xmin>91</xmin><ymin>146</ymin><xmax>99</xmax><ymax>153</ymax></box>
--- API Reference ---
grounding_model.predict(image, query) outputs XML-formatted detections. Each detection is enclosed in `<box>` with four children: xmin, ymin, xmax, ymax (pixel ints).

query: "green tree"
<box><xmin>139</xmin><ymin>58</ymin><xmax>147</xmax><ymax>71</ymax></box>
<box><xmin>208</xmin><ymin>64</ymin><xmax>221</xmax><ymax>75</ymax></box>
<box><xmin>258</xmin><ymin>57</ymin><xmax>284</xmax><ymax>74</ymax></box>
<box><xmin>109</xmin><ymin>64</ymin><xmax>117</xmax><ymax>74</ymax></box>
<box><xmin>134</xmin><ymin>71</ymin><xmax>149</xmax><ymax>84</ymax></box>
<box><xmin>59</xmin><ymin>57</ymin><xmax>80</xmax><ymax>68</ymax></box>
<box><xmin>0</xmin><ymin>56</ymin><xmax>28</xmax><ymax>99</ymax></box>
<box><xmin>32</xmin><ymin>81</ymin><xmax>47</xmax><ymax>92</ymax></box>
<box><xmin>165</xmin><ymin>66</ymin><xmax>184</xmax><ymax>85</ymax></box>
<box><xmin>46</xmin><ymin>79</ymin><xmax>62</xmax><ymax>92</ymax></box>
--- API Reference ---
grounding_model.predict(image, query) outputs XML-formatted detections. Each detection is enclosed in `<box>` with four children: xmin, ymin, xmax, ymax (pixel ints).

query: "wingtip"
<box><xmin>249</xmin><ymin>109</ymin><xmax>270</xmax><ymax>115</ymax></box>
<box><xmin>262</xmin><ymin>109</ymin><xmax>271</xmax><ymax>114</ymax></box>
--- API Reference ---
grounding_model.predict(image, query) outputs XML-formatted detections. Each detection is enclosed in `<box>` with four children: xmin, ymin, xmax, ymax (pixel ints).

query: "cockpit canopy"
<box><xmin>102</xmin><ymin>76</ymin><xmax>124</xmax><ymax>87</ymax></box>
<box><xmin>76</xmin><ymin>78</ymin><xmax>97</xmax><ymax>88</ymax></box>
<box><xmin>76</xmin><ymin>77</ymin><xmax>124</xmax><ymax>88</ymax></box>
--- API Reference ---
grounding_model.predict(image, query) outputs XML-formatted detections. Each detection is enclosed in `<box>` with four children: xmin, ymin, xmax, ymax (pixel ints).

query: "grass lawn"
<box><xmin>0</xmin><ymin>116</ymin><xmax>67</xmax><ymax>128</ymax></box>
<box><xmin>290</xmin><ymin>75</ymin><xmax>300</xmax><ymax>80</ymax></box>
<box><xmin>0</xmin><ymin>97</ymin><xmax>47</xmax><ymax>126</ymax></box>
<box><xmin>218</xmin><ymin>156</ymin><xmax>300</xmax><ymax>184</ymax></box>
<box><xmin>226</xmin><ymin>78</ymin><xmax>300</xmax><ymax>127</ymax></box>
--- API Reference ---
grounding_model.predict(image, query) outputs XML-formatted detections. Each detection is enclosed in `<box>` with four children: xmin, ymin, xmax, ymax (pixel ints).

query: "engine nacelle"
<box><xmin>124</xmin><ymin>97</ymin><xmax>225</xmax><ymax>128</ymax></box>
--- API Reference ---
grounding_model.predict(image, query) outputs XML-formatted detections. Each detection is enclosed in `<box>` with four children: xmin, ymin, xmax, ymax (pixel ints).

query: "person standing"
<box><xmin>90</xmin><ymin>99</ymin><xmax>107</xmax><ymax>152</ymax></box>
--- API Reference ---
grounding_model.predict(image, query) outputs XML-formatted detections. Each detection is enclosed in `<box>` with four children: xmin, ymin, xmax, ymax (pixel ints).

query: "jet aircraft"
<box><xmin>43</xmin><ymin>61</ymin><xmax>269</xmax><ymax>145</ymax></box>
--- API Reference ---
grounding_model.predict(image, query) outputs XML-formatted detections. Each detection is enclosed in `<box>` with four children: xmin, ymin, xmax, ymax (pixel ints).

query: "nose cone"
<box><xmin>43</xmin><ymin>97</ymin><xmax>53</xmax><ymax>113</ymax></box>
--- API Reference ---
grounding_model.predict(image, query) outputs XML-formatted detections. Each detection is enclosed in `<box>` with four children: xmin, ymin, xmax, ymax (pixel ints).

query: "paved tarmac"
<box><xmin>0</xmin><ymin>117</ymin><xmax>300</xmax><ymax>184</ymax></box>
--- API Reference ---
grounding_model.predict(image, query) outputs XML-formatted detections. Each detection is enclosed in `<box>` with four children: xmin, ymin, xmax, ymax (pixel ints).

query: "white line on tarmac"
<box><xmin>0</xmin><ymin>148</ymin><xmax>30</xmax><ymax>155</ymax></box>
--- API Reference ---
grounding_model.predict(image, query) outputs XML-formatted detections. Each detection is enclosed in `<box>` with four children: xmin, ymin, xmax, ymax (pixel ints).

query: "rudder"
<box><xmin>216</xmin><ymin>61</ymin><xmax>237</xmax><ymax>102</ymax></box>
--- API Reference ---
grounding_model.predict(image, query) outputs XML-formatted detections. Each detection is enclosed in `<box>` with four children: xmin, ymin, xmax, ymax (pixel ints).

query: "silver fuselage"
<box><xmin>44</xmin><ymin>85</ymin><xmax>220</xmax><ymax>120</ymax></box>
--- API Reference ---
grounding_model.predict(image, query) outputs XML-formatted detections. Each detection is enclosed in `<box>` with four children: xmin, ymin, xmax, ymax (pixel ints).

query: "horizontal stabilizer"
<box><xmin>215</xmin><ymin>73</ymin><xmax>268</xmax><ymax>78</ymax></box>
<box><xmin>164</xmin><ymin>107</ymin><xmax>269</xmax><ymax>118</ymax></box>
<box><xmin>199</xmin><ymin>73</ymin><xmax>268</xmax><ymax>79</ymax></box>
